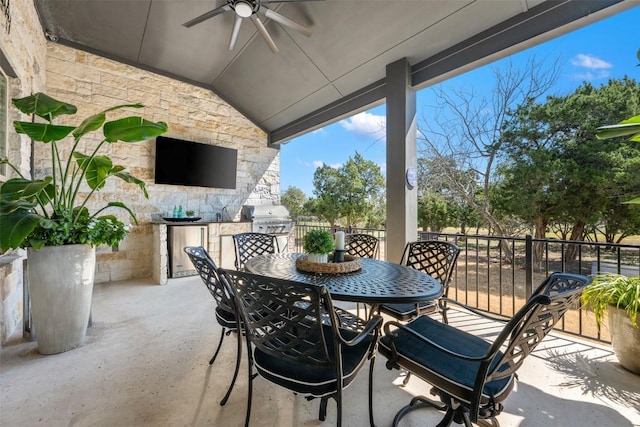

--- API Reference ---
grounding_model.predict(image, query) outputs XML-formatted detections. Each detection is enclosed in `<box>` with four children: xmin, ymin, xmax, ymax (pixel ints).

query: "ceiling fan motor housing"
<box><xmin>232</xmin><ymin>0</ymin><xmax>257</xmax><ymax>18</ymax></box>
<box><xmin>185</xmin><ymin>0</ymin><xmax>312</xmax><ymax>53</ymax></box>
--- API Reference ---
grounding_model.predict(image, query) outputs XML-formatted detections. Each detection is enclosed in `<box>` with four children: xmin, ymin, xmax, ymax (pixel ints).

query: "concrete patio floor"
<box><xmin>1</xmin><ymin>275</ymin><xmax>639</xmax><ymax>427</ymax></box>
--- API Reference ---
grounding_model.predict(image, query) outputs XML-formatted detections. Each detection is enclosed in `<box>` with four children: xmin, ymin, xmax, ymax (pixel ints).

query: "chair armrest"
<box><xmin>338</xmin><ymin>315</ymin><xmax>383</xmax><ymax>347</ymax></box>
<box><xmin>438</xmin><ymin>297</ymin><xmax>510</xmax><ymax>323</ymax></box>
<box><xmin>383</xmin><ymin>319</ymin><xmax>492</xmax><ymax>362</ymax></box>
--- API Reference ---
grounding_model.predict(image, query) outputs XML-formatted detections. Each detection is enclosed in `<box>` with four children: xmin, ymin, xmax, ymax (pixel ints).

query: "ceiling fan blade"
<box><xmin>229</xmin><ymin>15</ymin><xmax>243</xmax><ymax>50</ymax></box>
<box><xmin>250</xmin><ymin>15</ymin><xmax>278</xmax><ymax>53</ymax></box>
<box><xmin>262</xmin><ymin>7</ymin><xmax>312</xmax><ymax>36</ymax></box>
<box><xmin>183</xmin><ymin>4</ymin><xmax>231</xmax><ymax>28</ymax></box>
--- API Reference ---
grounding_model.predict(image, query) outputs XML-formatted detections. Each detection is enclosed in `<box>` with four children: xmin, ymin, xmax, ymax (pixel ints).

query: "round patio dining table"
<box><xmin>244</xmin><ymin>252</ymin><xmax>443</xmax><ymax>305</ymax></box>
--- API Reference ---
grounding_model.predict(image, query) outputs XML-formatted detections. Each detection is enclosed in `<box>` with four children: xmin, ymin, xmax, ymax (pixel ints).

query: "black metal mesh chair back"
<box><xmin>380</xmin><ymin>272</ymin><xmax>590</xmax><ymax>426</ymax></box>
<box><xmin>379</xmin><ymin>240</ymin><xmax>461</xmax><ymax>323</ymax></box>
<box><xmin>183</xmin><ymin>246</ymin><xmax>242</xmax><ymax>407</ymax></box>
<box><xmin>487</xmin><ymin>272</ymin><xmax>587</xmax><ymax>381</ymax></box>
<box><xmin>401</xmin><ymin>240</ymin><xmax>460</xmax><ymax>287</ymax></box>
<box><xmin>222</xmin><ymin>270</ymin><xmax>334</xmax><ymax>364</ymax></box>
<box><xmin>184</xmin><ymin>246</ymin><xmax>233</xmax><ymax>313</ymax></box>
<box><xmin>219</xmin><ymin>268</ymin><xmax>382</xmax><ymax>427</ymax></box>
<box><xmin>233</xmin><ymin>232</ymin><xmax>279</xmax><ymax>270</ymax></box>
<box><xmin>345</xmin><ymin>233</ymin><xmax>380</xmax><ymax>259</ymax></box>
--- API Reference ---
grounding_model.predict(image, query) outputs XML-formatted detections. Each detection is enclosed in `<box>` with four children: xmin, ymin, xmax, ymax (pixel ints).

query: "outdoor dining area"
<box><xmin>2</xmin><ymin>2</ymin><xmax>640</xmax><ymax>426</ymax></box>
<box><xmin>3</xmin><ymin>231</ymin><xmax>637</xmax><ymax>427</ymax></box>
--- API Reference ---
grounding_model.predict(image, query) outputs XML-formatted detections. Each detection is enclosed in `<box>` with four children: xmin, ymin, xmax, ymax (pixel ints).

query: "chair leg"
<box><xmin>319</xmin><ymin>396</ymin><xmax>328</xmax><ymax>421</ymax></box>
<box><xmin>243</xmin><ymin>345</ymin><xmax>254</xmax><ymax>427</ymax></box>
<box><xmin>220</xmin><ymin>331</ymin><xmax>242</xmax><ymax>406</ymax></box>
<box><xmin>459</xmin><ymin>410</ymin><xmax>473</xmax><ymax>427</ymax></box>
<box><xmin>209</xmin><ymin>328</ymin><xmax>227</xmax><ymax>365</ymax></box>
<box><xmin>391</xmin><ymin>395</ymin><xmax>448</xmax><ymax>427</ymax></box>
<box><xmin>368</xmin><ymin>355</ymin><xmax>376</xmax><ymax>427</ymax></box>
<box><xmin>336</xmin><ymin>382</ymin><xmax>343</xmax><ymax>427</ymax></box>
<box><xmin>402</xmin><ymin>371</ymin><xmax>411</xmax><ymax>386</ymax></box>
<box><xmin>435</xmin><ymin>407</ymin><xmax>455</xmax><ymax>427</ymax></box>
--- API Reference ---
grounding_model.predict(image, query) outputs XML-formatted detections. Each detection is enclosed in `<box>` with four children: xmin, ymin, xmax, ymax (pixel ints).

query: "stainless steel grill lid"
<box><xmin>241</xmin><ymin>205</ymin><xmax>292</xmax><ymax>234</ymax></box>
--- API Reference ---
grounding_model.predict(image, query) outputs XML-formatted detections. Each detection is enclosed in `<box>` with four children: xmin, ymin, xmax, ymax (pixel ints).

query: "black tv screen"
<box><xmin>154</xmin><ymin>136</ymin><xmax>237</xmax><ymax>189</ymax></box>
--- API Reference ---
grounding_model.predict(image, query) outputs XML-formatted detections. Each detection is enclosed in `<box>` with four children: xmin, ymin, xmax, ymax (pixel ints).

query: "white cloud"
<box><xmin>311</xmin><ymin>128</ymin><xmax>326</xmax><ymax>135</ymax></box>
<box><xmin>379</xmin><ymin>162</ymin><xmax>387</xmax><ymax>175</ymax></box>
<box><xmin>569</xmin><ymin>54</ymin><xmax>612</xmax><ymax>80</ymax></box>
<box><xmin>339</xmin><ymin>112</ymin><xmax>386</xmax><ymax>140</ymax></box>
<box><xmin>571</xmin><ymin>54</ymin><xmax>612</xmax><ymax>70</ymax></box>
<box><xmin>329</xmin><ymin>162</ymin><xmax>342</xmax><ymax>169</ymax></box>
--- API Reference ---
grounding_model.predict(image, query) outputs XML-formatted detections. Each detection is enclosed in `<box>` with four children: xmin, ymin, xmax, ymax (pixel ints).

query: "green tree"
<box><xmin>281</xmin><ymin>186</ymin><xmax>307</xmax><ymax>220</ymax></box>
<box><xmin>497</xmin><ymin>77</ymin><xmax>640</xmax><ymax>262</ymax></box>
<box><xmin>418</xmin><ymin>194</ymin><xmax>451</xmax><ymax>232</ymax></box>
<box><xmin>340</xmin><ymin>153</ymin><xmax>385</xmax><ymax>226</ymax></box>
<box><xmin>417</xmin><ymin>55</ymin><xmax>561</xmax><ymax>261</ymax></box>
<box><xmin>364</xmin><ymin>192</ymin><xmax>386</xmax><ymax>229</ymax></box>
<box><xmin>311</xmin><ymin>165</ymin><xmax>344</xmax><ymax>226</ymax></box>
<box><xmin>311</xmin><ymin>153</ymin><xmax>385</xmax><ymax>227</ymax></box>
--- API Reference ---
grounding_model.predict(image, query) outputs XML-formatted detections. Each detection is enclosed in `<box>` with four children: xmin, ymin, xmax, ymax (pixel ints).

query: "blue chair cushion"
<box><xmin>379</xmin><ymin>301</ymin><xmax>437</xmax><ymax>321</ymax></box>
<box><xmin>379</xmin><ymin>315</ymin><xmax>514</xmax><ymax>403</ymax></box>
<box><xmin>215</xmin><ymin>306</ymin><xmax>237</xmax><ymax>330</ymax></box>
<box><xmin>254</xmin><ymin>325</ymin><xmax>374</xmax><ymax>397</ymax></box>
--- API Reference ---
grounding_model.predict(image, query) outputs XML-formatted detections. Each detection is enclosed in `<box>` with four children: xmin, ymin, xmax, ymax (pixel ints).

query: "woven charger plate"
<box><xmin>296</xmin><ymin>254</ymin><xmax>362</xmax><ymax>274</ymax></box>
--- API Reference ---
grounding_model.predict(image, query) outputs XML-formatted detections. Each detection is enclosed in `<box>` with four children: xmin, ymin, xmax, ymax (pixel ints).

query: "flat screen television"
<box><xmin>154</xmin><ymin>136</ymin><xmax>237</xmax><ymax>189</ymax></box>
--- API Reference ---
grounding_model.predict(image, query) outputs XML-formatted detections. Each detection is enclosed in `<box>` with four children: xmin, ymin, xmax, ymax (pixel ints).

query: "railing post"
<box><xmin>525</xmin><ymin>234</ymin><xmax>533</xmax><ymax>297</ymax></box>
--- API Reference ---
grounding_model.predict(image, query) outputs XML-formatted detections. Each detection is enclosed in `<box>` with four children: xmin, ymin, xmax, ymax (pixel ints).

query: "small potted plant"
<box><xmin>303</xmin><ymin>229</ymin><xmax>334</xmax><ymax>263</ymax></box>
<box><xmin>581</xmin><ymin>273</ymin><xmax>640</xmax><ymax>374</ymax></box>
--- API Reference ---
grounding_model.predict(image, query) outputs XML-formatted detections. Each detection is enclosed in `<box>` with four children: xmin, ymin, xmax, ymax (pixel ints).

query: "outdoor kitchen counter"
<box><xmin>152</xmin><ymin>221</ymin><xmax>251</xmax><ymax>284</ymax></box>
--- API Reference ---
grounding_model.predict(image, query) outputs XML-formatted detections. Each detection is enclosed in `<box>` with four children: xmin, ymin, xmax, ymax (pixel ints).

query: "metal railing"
<box><xmin>291</xmin><ymin>222</ymin><xmax>640</xmax><ymax>343</ymax></box>
<box><xmin>292</xmin><ymin>223</ymin><xmax>386</xmax><ymax>260</ymax></box>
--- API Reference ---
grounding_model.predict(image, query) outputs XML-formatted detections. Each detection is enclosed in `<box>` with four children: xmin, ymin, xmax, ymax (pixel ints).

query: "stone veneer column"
<box><xmin>0</xmin><ymin>0</ymin><xmax>47</xmax><ymax>344</ymax></box>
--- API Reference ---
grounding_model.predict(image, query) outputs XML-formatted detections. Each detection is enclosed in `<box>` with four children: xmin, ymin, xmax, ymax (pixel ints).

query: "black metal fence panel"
<box><xmin>292</xmin><ymin>222</ymin><xmax>640</xmax><ymax>343</ymax></box>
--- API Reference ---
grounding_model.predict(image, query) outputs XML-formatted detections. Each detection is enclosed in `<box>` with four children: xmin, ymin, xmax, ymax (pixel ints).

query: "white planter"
<box><xmin>27</xmin><ymin>244</ymin><xmax>96</xmax><ymax>354</ymax></box>
<box><xmin>306</xmin><ymin>253</ymin><xmax>328</xmax><ymax>263</ymax></box>
<box><xmin>609</xmin><ymin>306</ymin><xmax>640</xmax><ymax>374</ymax></box>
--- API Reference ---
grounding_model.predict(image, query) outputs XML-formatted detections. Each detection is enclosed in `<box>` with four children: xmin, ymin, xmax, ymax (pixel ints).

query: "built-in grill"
<box><xmin>241</xmin><ymin>204</ymin><xmax>293</xmax><ymax>235</ymax></box>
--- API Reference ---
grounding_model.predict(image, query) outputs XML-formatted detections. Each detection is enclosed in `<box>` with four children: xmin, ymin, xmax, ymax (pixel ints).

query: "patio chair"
<box><xmin>233</xmin><ymin>232</ymin><xmax>279</xmax><ymax>270</ymax></box>
<box><xmin>219</xmin><ymin>269</ymin><xmax>383</xmax><ymax>427</ymax></box>
<box><xmin>378</xmin><ymin>240</ymin><xmax>460</xmax><ymax>323</ymax></box>
<box><xmin>183</xmin><ymin>246</ymin><xmax>241</xmax><ymax>406</ymax></box>
<box><xmin>345</xmin><ymin>233</ymin><xmax>380</xmax><ymax>259</ymax></box>
<box><xmin>379</xmin><ymin>272</ymin><xmax>591</xmax><ymax>427</ymax></box>
<box><xmin>345</xmin><ymin>233</ymin><xmax>380</xmax><ymax>317</ymax></box>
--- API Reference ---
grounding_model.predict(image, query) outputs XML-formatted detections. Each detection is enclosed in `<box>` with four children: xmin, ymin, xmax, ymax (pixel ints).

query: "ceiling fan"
<box><xmin>183</xmin><ymin>0</ymin><xmax>316</xmax><ymax>53</ymax></box>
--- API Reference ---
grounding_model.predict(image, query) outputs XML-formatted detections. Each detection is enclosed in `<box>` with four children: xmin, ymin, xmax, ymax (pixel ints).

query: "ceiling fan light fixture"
<box><xmin>234</xmin><ymin>2</ymin><xmax>253</xmax><ymax>18</ymax></box>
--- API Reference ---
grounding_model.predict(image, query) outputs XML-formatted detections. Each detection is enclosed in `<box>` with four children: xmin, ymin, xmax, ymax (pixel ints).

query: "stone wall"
<box><xmin>44</xmin><ymin>43</ymin><xmax>280</xmax><ymax>284</ymax></box>
<box><xmin>0</xmin><ymin>4</ymin><xmax>280</xmax><ymax>343</ymax></box>
<box><xmin>0</xmin><ymin>0</ymin><xmax>47</xmax><ymax>345</ymax></box>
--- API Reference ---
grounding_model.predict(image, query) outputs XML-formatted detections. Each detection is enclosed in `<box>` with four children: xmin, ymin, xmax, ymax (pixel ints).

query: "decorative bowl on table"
<box><xmin>296</xmin><ymin>253</ymin><xmax>361</xmax><ymax>274</ymax></box>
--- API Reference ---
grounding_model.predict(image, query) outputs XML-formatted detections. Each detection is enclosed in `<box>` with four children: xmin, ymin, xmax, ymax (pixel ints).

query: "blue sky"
<box><xmin>280</xmin><ymin>6</ymin><xmax>640</xmax><ymax>197</ymax></box>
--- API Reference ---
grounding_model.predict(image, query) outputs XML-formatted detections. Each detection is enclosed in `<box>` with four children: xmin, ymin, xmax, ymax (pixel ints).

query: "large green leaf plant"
<box><xmin>0</xmin><ymin>93</ymin><xmax>168</xmax><ymax>251</ymax></box>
